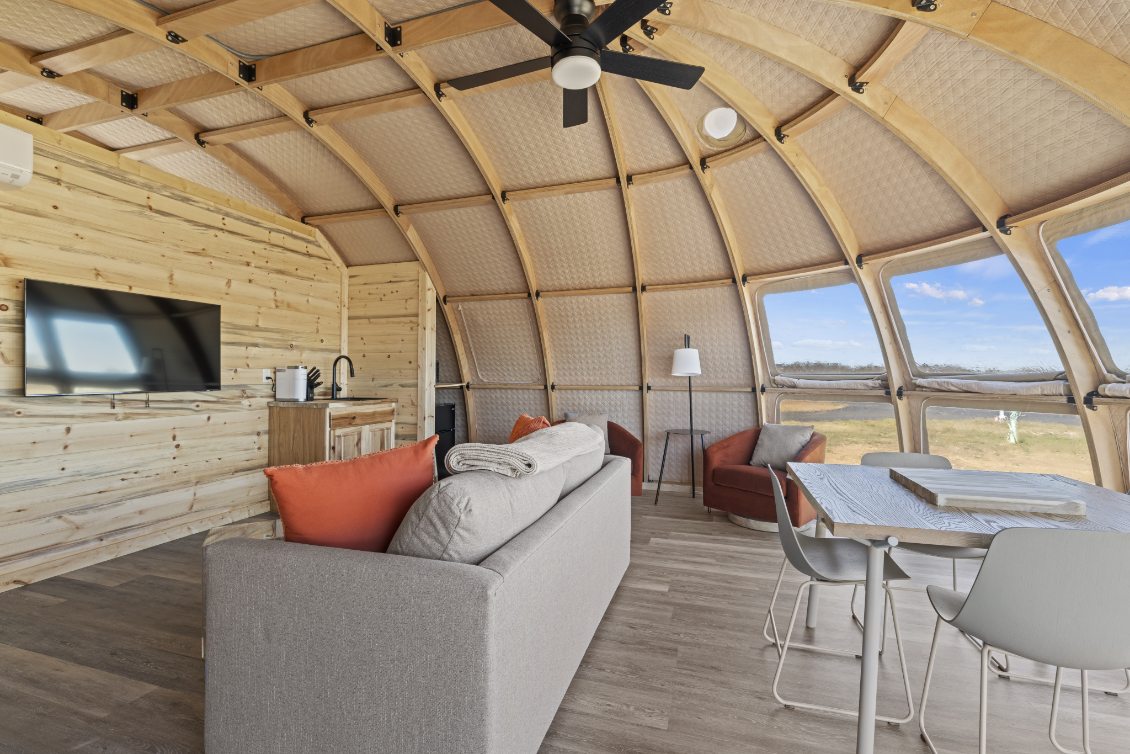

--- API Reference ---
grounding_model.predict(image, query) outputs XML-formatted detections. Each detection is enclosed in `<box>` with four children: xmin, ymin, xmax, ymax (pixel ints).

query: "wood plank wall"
<box><xmin>347</xmin><ymin>262</ymin><xmax>436</xmax><ymax>445</ymax></box>
<box><xmin>0</xmin><ymin>115</ymin><xmax>344</xmax><ymax>591</ymax></box>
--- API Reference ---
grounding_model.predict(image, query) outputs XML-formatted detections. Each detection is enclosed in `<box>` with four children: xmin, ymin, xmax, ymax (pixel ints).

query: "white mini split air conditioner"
<box><xmin>0</xmin><ymin>124</ymin><xmax>33</xmax><ymax>189</ymax></box>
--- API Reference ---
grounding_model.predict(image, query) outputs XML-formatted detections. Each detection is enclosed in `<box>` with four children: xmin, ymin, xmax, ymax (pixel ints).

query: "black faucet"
<box><xmin>330</xmin><ymin>355</ymin><xmax>354</xmax><ymax>399</ymax></box>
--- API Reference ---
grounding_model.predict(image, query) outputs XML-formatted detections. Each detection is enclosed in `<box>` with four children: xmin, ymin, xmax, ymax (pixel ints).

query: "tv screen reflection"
<box><xmin>24</xmin><ymin>280</ymin><xmax>221</xmax><ymax>396</ymax></box>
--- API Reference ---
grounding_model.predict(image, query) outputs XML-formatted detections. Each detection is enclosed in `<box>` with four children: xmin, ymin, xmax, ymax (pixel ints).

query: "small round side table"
<box><xmin>653</xmin><ymin>429</ymin><xmax>709</xmax><ymax>505</ymax></box>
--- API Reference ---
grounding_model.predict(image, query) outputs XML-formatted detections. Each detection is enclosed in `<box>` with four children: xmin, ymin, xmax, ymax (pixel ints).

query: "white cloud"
<box><xmin>794</xmin><ymin>338</ymin><xmax>863</xmax><ymax>349</ymax></box>
<box><xmin>903</xmin><ymin>281</ymin><xmax>983</xmax><ymax>306</ymax></box>
<box><xmin>1087</xmin><ymin>286</ymin><xmax>1130</xmax><ymax>303</ymax></box>
<box><xmin>1082</xmin><ymin>222</ymin><xmax>1130</xmax><ymax>247</ymax></box>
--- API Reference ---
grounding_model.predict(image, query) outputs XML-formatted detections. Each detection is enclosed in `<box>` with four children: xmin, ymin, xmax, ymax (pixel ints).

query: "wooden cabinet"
<box><xmin>268</xmin><ymin>400</ymin><xmax>397</xmax><ymax>467</ymax></box>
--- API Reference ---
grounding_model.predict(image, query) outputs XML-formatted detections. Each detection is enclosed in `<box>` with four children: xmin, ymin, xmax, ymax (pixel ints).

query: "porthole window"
<box><xmin>698</xmin><ymin>107</ymin><xmax>746</xmax><ymax>148</ymax></box>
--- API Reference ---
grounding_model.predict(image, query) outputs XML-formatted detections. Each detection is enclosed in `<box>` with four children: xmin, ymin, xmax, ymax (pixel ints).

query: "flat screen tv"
<box><xmin>23</xmin><ymin>279</ymin><xmax>222</xmax><ymax>396</ymax></box>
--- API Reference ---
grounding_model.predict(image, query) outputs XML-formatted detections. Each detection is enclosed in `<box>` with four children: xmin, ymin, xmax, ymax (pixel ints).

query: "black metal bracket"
<box><xmin>657</xmin><ymin>1</ymin><xmax>673</xmax><ymax>15</ymax></box>
<box><xmin>640</xmin><ymin>284</ymin><xmax>648</xmax><ymax>293</ymax></box>
<box><xmin>165</xmin><ymin>30</ymin><xmax>188</xmax><ymax>44</ymax></box>
<box><xmin>40</xmin><ymin>68</ymin><xmax>61</xmax><ymax>79</ymax></box>
<box><xmin>302</xmin><ymin>111</ymin><xmax>316</xmax><ymax>127</ymax></box>
<box><xmin>500</xmin><ymin>190</ymin><xmax>509</xmax><ymax>204</ymax></box>
<box><xmin>393</xmin><ymin>204</ymin><xmax>402</xmax><ymax>217</ymax></box>
<box><xmin>699</xmin><ymin>156</ymin><xmax>709</xmax><ymax>172</ymax></box>
<box><xmin>1083</xmin><ymin>390</ymin><xmax>1099</xmax><ymax>410</ymax></box>
<box><xmin>741</xmin><ymin>273</ymin><xmax>749</xmax><ymax>286</ymax></box>
<box><xmin>759</xmin><ymin>384</ymin><xmax>767</xmax><ymax>394</ymax></box>
<box><xmin>25</xmin><ymin>114</ymin><xmax>43</xmax><ymax>125</ymax></box>
<box><xmin>550</xmin><ymin>382</ymin><xmax>556</xmax><ymax>391</ymax></box>
<box><xmin>641</xmin><ymin>19</ymin><xmax>658</xmax><ymax>39</ymax></box>
<box><xmin>434</xmin><ymin>82</ymin><xmax>446</xmax><ymax>101</ymax></box>
<box><xmin>646</xmin><ymin>383</ymin><xmax>653</xmax><ymax>392</ymax></box>
<box><xmin>534</xmin><ymin>290</ymin><xmax>541</xmax><ymax>300</ymax></box>
<box><xmin>626</xmin><ymin>174</ymin><xmax>634</xmax><ymax>186</ymax></box>
<box><xmin>855</xmin><ymin>253</ymin><xmax>864</xmax><ymax>269</ymax></box>
<box><xmin>442</xmin><ymin>294</ymin><xmax>448</xmax><ymax>305</ymax></box>
<box><xmin>194</xmin><ymin>133</ymin><xmax>207</xmax><ymax>148</ymax></box>
<box><xmin>848</xmin><ymin>74</ymin><xmax>868</xmax><ymax>94</ymax></box>
<box><xmin>238</xmin><ymin>61</ymin><xmax>256</xmax><ymax>83</ymax></box>
<box><xmin>996</xmin><ymin>214</ymin><xmax>1014</xmax><ymax>235</ymax></box>
<box><xmin>120</xmin><ymin>90</ymin><xmax>138</xmax><ymax>110</ymax></box>
<box><xmin>384</xmin><ymin>22</ymin><xmax>402</xmax><ymax>47</ymax></box>
<box><xmin>897</xmin><ymin>385</ymin><xmax>905</xmax><ymax>400</ymax></box>
<box><xmin>620</xmin><ymin>34</ymin><xmax>634</xmax><ymax>54</ymax></box>
<box><xmin>774</xmin><ymin>125</ymin><xmax>787</xmax><ymax>143</ymax></box>
<box><xmin>911</xmin><ymin>0</ymin><xmax>938</xmax><ymax>11</ymax></box>
<box><xmin>465</xmin><ymin>382</ymin><xmax>472</xmax><ymax>391</ymax></box>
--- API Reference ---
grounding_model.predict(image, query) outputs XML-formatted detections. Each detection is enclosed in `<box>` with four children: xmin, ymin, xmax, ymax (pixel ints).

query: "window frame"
<box><xmin>878</xmin><ymin>237</ymin><xmax>1063</xmax><ymax>380</ymax></box>
<box><xmin>1040</xmin><ymin>193</ymin><xmax>1130</xmax><ymax>380</ymax></box>
<box><xmin>756</xmin><ymin>270</ymin><xmax>887</xmax><ymax>379</ymax></box>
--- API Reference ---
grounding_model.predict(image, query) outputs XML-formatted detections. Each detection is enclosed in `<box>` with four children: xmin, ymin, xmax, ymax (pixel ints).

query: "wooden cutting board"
<box><xmin>889</xmin><ymin>468</ymin><xmax>1087</xmax><ymax>517</ymax></box>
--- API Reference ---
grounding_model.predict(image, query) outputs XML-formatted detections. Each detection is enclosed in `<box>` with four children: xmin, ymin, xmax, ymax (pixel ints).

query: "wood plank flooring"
<box><xmin>0</xmin><ymin>491</ymin><xmax>1126</xmax><ymax>752</ymax></box>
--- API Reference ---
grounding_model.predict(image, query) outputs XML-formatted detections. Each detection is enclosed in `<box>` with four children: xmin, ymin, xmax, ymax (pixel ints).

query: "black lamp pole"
<box><xmin>685</xmin><ymin>333</ymin><xmax>696</xmax><ymax>498</ymax></box>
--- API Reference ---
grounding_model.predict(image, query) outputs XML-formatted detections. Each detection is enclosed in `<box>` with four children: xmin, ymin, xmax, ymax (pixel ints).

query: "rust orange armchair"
<box><xmin>553</xmin><ymin>419</ymin><xmax>643</xmax><ymax>496</ymax></box>
<box><xmin>703</xmin><ymin>428</ymin><xmax>827</xmax><ymax>527</ymax></box>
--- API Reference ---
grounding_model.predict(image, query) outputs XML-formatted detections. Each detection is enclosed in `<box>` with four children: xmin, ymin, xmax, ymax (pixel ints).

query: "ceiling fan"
<box><xmin>447</xmin><ymin>0</ymin><xmax>705</xmax><ymax>127</ymax></box>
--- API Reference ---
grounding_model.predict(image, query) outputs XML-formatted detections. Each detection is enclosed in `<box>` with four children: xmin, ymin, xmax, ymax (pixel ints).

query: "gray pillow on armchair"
<box><xmin>563</xmin><ymin>411</ymin><xmax>610</xmax><ymax>453</ymax></box>
<box><xmin>749</xmin><ymin>424</ymin><xmax>815</xmax><ymax>468</ymax></box>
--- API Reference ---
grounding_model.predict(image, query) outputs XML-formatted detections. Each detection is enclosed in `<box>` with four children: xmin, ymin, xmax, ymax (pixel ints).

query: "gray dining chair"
<box><xmin>763</xmin><ymin>467</ymin><xmax>915</xmax><ymax>724</ymax></box>
<box><xmin>919</xmin><ymin>528</ymin><xmax>1130</xmax><ymax>754</ymax></box>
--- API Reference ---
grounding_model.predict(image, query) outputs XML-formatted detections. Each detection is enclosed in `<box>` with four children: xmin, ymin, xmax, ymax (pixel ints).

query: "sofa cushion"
<box><xmin>563</xmin><ymin>412</ymin><xmax>610</xmax><ymax>453</ymax></box>
<box><xmin>266</xmin><ymin>435</ymin><xmax>438</xmax><ymax>552</ymax></box>
<box><xmin>713</xmin><ymin>464</ymin><xmax>785</xmax><ymax>495</ymax></box>
<box><xmin>560</xmin><ymin>447</ymin><xmax>604</xmax><ymax>498</ymax></box>
<box><xmin>389</xmin><ymin>465</ymin><xmax>567</xmax><ymax>564</ymax></box>
<box><xmin>509</xmin><ymin>414</ymin><xmax>550</xmax><ymax>443</ymax></box>
<box><xmin>750</xmin><ymin>424</ymin><xmax>814</xmax><ymax>468</ymax></box>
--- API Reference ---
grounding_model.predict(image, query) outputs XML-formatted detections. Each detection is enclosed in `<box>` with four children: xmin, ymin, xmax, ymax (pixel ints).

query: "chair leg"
<box><xmin>1050</xmin><ymin>668</ymin><xmax>1095</xmax><ymax>754</ymax></box>
<box><xmin>979</xmin><ymin>642</ymin><xmax>991</xmax><ymax>754</ymax></box>
<box><xmin>773</xmin><ymin>580</ymin><xmax>911</xmax><ymax>723</ymax></box>
<box><xmin>762</xmin><ymin>557</ymin><xmax>788</xmax><ymax>652</ymax></box>
<box><xmin>848</xmin><ymin>584</ymin><xmax>888</xmax><ymax>655</ymax></box>
<box><xmin>919</xmin><ymin>616</ymin><xmax>943</xmax><ymax>754</ymax></box>
<box><xmin>883</xmin><ymin>585</ymin><xmax>915</xmax><ymax>725</ymax></box>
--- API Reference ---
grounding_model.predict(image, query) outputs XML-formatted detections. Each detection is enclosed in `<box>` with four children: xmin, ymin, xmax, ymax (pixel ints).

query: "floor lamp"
<box><xmin>672</xmin><ymin>334</ymin><xmax>702</xmax><ymax>497</ymax></box>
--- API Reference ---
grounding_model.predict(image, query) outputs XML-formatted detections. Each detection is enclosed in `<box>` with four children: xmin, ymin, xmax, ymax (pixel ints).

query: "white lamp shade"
<box><xmin>671</xmin><ymin>347</ymin><xmax>701</xmax><ymax>377</ymax></box>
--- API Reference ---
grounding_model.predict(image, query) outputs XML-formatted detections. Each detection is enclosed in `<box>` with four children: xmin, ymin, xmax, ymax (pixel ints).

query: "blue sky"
<box><xmin>1055</xmin><ymin>218</ymin><xmax>1130</xmax><ymax>373</ymax></box>
<box><xmin>764</xmin><ymin>221</ymin><xmax>1130</xmax><ymax>375</ymax></box>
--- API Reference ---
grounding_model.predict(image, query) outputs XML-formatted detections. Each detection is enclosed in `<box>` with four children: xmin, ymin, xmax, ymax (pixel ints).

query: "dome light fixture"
<box><xmin>551</xmin><ymin>51</ymin><xmax>602</xmax><ymax>90</ymax></box>
<box><xmin>698</xmin><ymin>106</ymin><xmax>746</xmax><ymax>148</ymax></box>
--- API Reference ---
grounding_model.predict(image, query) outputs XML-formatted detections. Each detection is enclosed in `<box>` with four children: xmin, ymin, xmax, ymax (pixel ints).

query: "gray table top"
<box><xmin>788</xmin><ymin>463</ymin><xmax>1130</xmax><ymax>548</ymax></box>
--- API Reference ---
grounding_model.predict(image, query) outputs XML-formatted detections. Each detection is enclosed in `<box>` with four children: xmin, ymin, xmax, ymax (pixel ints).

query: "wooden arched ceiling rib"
<box><xmin>595</xmin><ymin>79</ymin><xmax>651</xmax><ymax>455</ymax></box>
<box><xmin>0</xmin><ymin>39</ymin><xmax>306</xmax><ymax>222</ymax></box>
<box><xmin>636</xmin><ymin>84</ymin><xmax>769</xmax><ymax>420</ymax></box>
<box><xmin>624</xmin><ymin>29</ymin><xmax>917</xmax><ymax>448</ymax></box>
<box><xmin>47</xmin><ymin>0</ymin><xmax>482</xmax><ymax>437</ymax></box>
<box><xmin>821</xmin><ymin>0</ymin><xmax>1130</xmax><ymax>129</ymax></box>
<box><xmin>644</xmin><ymin>2</ymin><xmax>1124</xmax><ymax>486</ymax></box>
<box><xmin>327</xmin><ymin>0</ymin><xmax>558</xmax><ymax>419</ymax></box>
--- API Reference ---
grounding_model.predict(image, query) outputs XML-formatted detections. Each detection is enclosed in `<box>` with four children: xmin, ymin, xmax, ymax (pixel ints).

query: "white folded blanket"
<box><xmin>445</xmin><ymin>422</ymin><xmax>604</xmax><ymax>478</ymax></box>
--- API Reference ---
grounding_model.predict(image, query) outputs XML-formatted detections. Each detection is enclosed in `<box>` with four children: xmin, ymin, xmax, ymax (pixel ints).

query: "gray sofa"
<box><xmin>204</xmin><ymin>455</ymin><xmax>631</xmax><ymax>754</ymax></box>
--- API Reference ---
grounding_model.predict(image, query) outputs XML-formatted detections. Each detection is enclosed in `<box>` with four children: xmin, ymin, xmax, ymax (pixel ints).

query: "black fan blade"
<box><xmin>563</xmin><ymin>86</ymin><xmax>588</xmax><ymax>128</ymax></box>
<box><xmin>600</xmin><ymin>50</ymin><xmax>704</xmax><ymax>89</ymax></box>
<box><xmin>488</xmin><ymin>0</ymin><xmax>571</xmax><ymax>47</ymax></box>
<box><xmin>580</xmin><ymin>0</ymin><xmax>664</xmax><ymax>49</ymax></box>
<box><xmin>448</xmin><ymin>56</ymin><xmax>551</xmax><ymax>90</ymax></box>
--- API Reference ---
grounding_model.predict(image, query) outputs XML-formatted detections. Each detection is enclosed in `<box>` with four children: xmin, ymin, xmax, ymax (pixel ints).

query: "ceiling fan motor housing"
<box><xmin>554</xmin><ymin>0</ymin><xmax>596</xmax><ymax>29</ymax></box>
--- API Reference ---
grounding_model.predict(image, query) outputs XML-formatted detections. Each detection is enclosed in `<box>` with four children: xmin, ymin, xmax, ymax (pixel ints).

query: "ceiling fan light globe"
<box><xmin>703</xmin><ymin>107</ymin><xmax>739</xmax><ymax>140</ymax></box>
<box><xmin>552</xmin><ymin>55</ymin><xmax>601</xmax><ymax>89</ymax></box>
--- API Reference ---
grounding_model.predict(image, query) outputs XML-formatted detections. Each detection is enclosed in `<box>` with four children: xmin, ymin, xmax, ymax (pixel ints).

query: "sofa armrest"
<box><xmin>794</xmin><ymin>432</ymin><xmax>827</xmax><ymax>464</ymax></box>
<box><xmin>204</xmin><ymin>539</ymin><xmax>502</xmax><ymax>754</ymax></box>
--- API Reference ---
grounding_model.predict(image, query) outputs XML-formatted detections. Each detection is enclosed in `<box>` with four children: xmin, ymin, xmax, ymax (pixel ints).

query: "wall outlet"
<box><xmin>262</xmin><ymin>369</ymin><xmax>273</xmax><ymax>383</ymax></box>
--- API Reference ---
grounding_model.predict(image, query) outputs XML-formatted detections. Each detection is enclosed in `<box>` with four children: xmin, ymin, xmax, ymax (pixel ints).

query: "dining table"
<box><xmin>787</xmin><ymin>462</ymin><xmax>1130</xmax><ymax>754</ymax></box>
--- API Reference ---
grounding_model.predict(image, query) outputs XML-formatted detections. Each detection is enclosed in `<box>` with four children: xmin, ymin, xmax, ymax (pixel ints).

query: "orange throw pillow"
<box><xmin>265</xmin><ymin>435</ymin><xmax>438</xmax><ymax>552</ymax></box>
<box><xmin>509</xmin><ymin>414</ymin><xmax>550</xmax><ymax>443</ymax></box>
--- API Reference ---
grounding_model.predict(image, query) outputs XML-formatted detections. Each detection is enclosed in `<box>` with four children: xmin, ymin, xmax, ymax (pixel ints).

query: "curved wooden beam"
<box><xmin>636</xmin><ymin>84</ymin><xmax>769</xmax><ymax>420</ymax></box>
<box><xmin>624</xmin><ymin>27</ymin><xmax>917</xmax><ymax>449</ymax></box>
<box><xmin>596</xmin><ymin>79</ymin><xmax>651</xmax><ymax>462</ymax></box>
<box><xmin>648</xmin><ymin>2</ymin><xmax>1125</xmax><ymax>486</ymax></box>
<box><xmin>50</xmin><ymin>0</ymin><xmax>482</xmax><ymax>438</ymax></box>
<box><xmin>326</xmin><ymin>0</ymin><xmax>558</xmax><ymax>421</ymax></box>
<box><xmin>820</xmin><ymin>0</ymin><xmax>1130</xmax><ymax>128</ymax></box>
